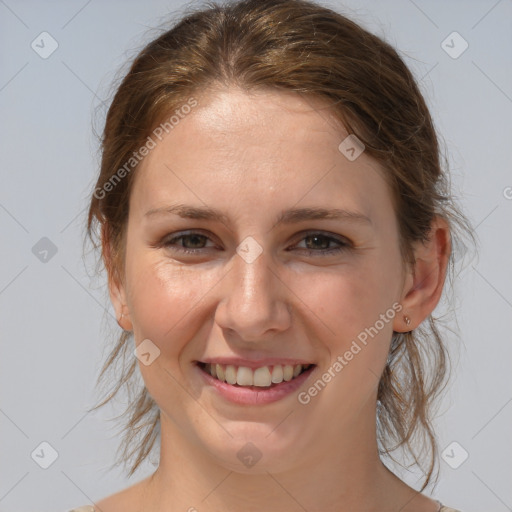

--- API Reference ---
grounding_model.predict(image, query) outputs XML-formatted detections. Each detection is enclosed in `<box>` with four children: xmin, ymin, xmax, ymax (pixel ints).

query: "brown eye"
<box><xmin>173</xmin><ymin>233</ymin><xmax>208</xmax><ymax>249</ymax></box>
<box><xmin>293</xmin><ymin>232</ymin><xmax>351</xmax><ymax>256</ymax></box>
<box><xmin>162</xmin><ymin>231</ymin><xmax>216</xmax><ymax>254</ymax></box>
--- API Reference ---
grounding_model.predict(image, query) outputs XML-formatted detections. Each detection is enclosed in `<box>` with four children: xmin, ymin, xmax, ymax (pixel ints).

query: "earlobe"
<box><xmin>393</xmin><ymin>217</ymin><xmax>451</xmax><ymax>332</ymax></box>
<box><xmin>110</xmin><ymin>282</ymin><xmax>133</xmax><ymax>331</ymax></box>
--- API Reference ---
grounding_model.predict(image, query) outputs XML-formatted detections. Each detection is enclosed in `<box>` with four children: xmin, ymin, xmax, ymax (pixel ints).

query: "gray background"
<box><xmin>1</xmin><ymin>0</ymin><xmax>511</xmax><ymax>511</ymax></box>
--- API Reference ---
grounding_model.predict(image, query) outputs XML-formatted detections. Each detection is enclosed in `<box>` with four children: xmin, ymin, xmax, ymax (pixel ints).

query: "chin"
<box><xmin>201</xmin><ymin>426</ymin><xmax>303</xmax><ymax>474</ymax></box>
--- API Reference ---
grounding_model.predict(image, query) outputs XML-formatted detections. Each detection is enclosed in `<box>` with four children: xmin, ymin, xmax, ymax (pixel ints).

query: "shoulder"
<box><xmin>88</xmin><ymin>475</ymin><xmax>152</xmax><ymax>512</ymax></box>
<box><xmin>439</xmin><ymin>506</ymin><xmax>462</xmax><ymax>512</ymax></box>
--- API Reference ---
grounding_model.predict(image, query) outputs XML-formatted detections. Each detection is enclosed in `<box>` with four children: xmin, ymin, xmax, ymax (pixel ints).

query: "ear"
<box><xmin>101</xmin><ymin>224</ymin><xmax>133</xmax><ymax>331</ymax></box>
<box><xmin>393</xmin><ymin>216</ymin><xmax>451</xmax><ymax>332</ymax></box>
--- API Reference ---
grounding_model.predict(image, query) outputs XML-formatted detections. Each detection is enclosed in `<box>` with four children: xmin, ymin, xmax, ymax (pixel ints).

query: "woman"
<box><xmin>75</xmin><ymin>0</ymin><xmax>472</xmax><ymax>510</ymax></box>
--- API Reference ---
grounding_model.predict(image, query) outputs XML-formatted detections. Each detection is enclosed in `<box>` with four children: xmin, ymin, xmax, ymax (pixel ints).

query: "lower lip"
<box><xmin>195</xmin><ymin>363</ymin><xmax>316</xmax><ymax>405</ymax></box>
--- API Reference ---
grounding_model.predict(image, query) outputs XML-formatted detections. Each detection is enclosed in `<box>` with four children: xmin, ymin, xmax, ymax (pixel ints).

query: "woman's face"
<box><xmin>113</xmin><ymin>87</ymin><xmax>409</xmax><ymax>472</ymax></box>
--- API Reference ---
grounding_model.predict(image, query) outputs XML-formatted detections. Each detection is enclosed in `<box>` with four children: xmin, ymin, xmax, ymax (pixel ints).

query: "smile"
<box><xmin>196</xmin><ymin>362</ymin><xmax>317</xmax><ymax>405</ymax></box>
<box><xmin>198</xmin><ymin>362</ymin><xmax>313</xmax><ymax>387</ymax></box>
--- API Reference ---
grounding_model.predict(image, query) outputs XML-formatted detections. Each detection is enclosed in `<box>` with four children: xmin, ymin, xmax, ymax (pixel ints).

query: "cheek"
<box><xmin>125</xmin><ymin>253</ymin><xmax>221</xmax><ymax>352</ymax></box>
<box><xmin>306</xmin><ymin>255</ymin><xmax>402</xmax><ymax>388</ymax></box>
<box><xmin>309</xmin><ymin>263</ymin><xmax>400</xmax><ymax>337</ymax></box>
<box><xmin>305</xmin><ymin>266</ymin><xmax>402</xmax><ymax>406</ymax></box>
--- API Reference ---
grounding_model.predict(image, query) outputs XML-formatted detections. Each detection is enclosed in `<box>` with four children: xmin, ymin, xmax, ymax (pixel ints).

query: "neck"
<box><xmin>140</xmin><ymin>400</ymin><xmax>420</xmax><ymax>512</ymax></box>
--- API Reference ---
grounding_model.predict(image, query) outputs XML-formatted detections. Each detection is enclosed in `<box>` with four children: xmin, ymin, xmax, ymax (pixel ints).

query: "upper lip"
<box><xmin>197</xmin><ymin>358</ymin><xmax>315</xmax><ymax>369</ymax></box>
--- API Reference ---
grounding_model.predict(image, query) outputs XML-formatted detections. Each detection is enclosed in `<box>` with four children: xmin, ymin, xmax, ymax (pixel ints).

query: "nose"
<box><xmin>214</xmin><ymin>243</ymin><xmax>292</xmax><ymax>342</ymax></box>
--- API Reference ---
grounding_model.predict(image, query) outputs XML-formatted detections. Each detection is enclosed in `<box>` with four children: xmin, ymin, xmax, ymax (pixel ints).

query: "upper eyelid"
<box><xmin>165</xmin><ymin>230</ymin><xmax>219</xmax><ymax>246</ymax></box>
<box><xmin>290</xmin><ymin>231</ymin><xmax>350</xmax><ymax>247</ymax></box>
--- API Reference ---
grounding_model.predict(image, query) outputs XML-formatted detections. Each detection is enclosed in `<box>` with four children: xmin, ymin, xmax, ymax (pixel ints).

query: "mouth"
<box><xmin>196</xmin><ymin>361</ymin><xmax>316</xmax><ymax>389</ymax></box>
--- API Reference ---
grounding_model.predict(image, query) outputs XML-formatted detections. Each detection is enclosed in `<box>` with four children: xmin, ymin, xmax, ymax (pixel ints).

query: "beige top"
<box><xmin>68</xmin><ymin>506</ymin><xmax>461</xmax><ymax>512</ymax></box>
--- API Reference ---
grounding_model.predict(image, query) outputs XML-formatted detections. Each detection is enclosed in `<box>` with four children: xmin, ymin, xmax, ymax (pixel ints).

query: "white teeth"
<box><xmin>225</xmin><ymin>365</ymin><xmax>237</xmax><ymax>385</ymax></box>
<box><xmin>253</xmin><ymin>366</ymin><xmax>272</xmax><ymax>387</ymax></box>
<box><xmin>283</xmin><ymin>365</ymin><xmax>294</xmax><ymax>381</ymax></box>
<box><xmin>216</xmin><ymin>364</ymin><xmax>225</xmax><ymax>381</ymax></box>
<box><xmin>271</xmin><ymin>364</ymin><xmax>283</xmax><ymax>383</ymax></box>
<box><xmin>204</xmin><ymin>363</ymin><xmax>312</xmax><ymax>387</ymax></box>
<box><xmin>236</xmin><ymin>366</ymin><xmax>253</xmax><ymax>386</ymax></box>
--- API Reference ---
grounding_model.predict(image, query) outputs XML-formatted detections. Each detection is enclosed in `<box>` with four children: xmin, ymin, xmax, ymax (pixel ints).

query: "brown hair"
<box><xmin>86</xmin><ymin>0</ymin><xmax>475</xmax><ymax>489</ymax></box>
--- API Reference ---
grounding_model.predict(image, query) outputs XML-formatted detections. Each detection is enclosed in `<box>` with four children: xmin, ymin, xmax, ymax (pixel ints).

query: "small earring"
<box><xmin>404</xmin><ymin>315</ymin><xmax>411</xmax><ymax>326</ymax></box>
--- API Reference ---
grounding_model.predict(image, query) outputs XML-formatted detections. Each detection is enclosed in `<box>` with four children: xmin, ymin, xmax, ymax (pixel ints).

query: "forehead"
<box><xmin>130</xmin><ymin>87</ymin><xmax>392</xmax><ymax>224</ymax></box>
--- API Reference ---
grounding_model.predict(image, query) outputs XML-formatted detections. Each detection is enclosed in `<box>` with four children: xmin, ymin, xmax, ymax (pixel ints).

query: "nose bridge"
<box><xmin>215</xmin><ymin>238</ymin><xmax>290</xmax><ymax>338</ymax></box>
<box><xmin>232</xmin><ymin>241</ymin><xmax>274</xmax><ymax>311</ymax></box>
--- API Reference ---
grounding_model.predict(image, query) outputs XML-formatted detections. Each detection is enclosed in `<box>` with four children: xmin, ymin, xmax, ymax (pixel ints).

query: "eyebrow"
<box><xmin>144</xmin><ymin>204</ymin><xmax>372</xmax><ymax>227</ymax></box>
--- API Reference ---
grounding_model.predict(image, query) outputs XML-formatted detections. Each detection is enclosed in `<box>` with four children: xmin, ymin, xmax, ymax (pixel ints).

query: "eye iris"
<box><xmin>305</xmin><ymin>235</ymin><xmax>330</xmax><ymax>250</ymax></box>
<box><xmin>183</xmin><ymin>234</ymin><xmax>206</xmax><ymax>248</ymax></box>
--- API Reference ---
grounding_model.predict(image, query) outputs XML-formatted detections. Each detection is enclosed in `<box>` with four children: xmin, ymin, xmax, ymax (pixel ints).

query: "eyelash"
<box><xmin>160</xmin><ymin>230</ymin><xmax>351</xmax><ymax>256</ymax></box>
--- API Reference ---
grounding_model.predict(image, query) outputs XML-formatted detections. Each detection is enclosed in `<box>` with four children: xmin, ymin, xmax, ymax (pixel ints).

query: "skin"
<box><xmin>97</xmin><ymin>87</ymin><xmax>450</xmax><ymax>512</ymax></box>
